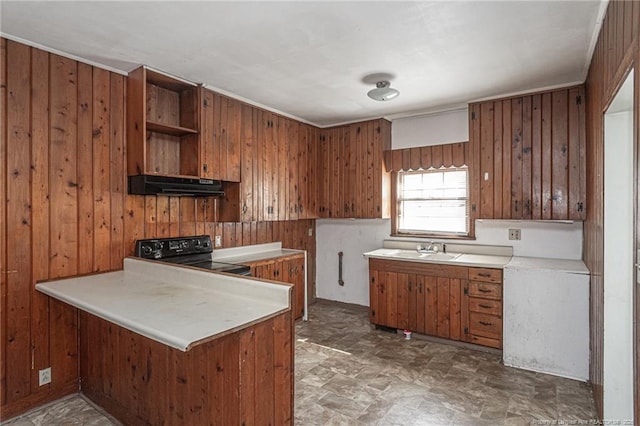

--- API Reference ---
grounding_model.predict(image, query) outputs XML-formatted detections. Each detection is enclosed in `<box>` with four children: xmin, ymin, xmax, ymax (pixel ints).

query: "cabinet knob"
<box><xmin>203</xmin><ymin>163</ymin><xmax>208</xmax><ymax>172</ymax></box>
<box><xmin>242</xmin><ymin>203</ymin><xmax>248</xmax><ymax>214</ymax></box>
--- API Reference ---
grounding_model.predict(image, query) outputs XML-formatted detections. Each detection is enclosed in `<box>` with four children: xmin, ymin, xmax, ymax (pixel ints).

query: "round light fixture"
<box><xmin>367</xmin><ymin>81</ymin><xmax>400</xmax><ymax>101</ymax></box>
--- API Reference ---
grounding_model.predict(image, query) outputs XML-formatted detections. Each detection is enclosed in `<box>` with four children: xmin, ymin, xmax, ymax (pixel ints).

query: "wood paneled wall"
<box><xmin>0</xmin><ymin>38</ymin><xmax>316</xmax><ymax>420</ymax></box>
<box><xmin>583</xmin><ymin>0</ymin><xmax>639</xmax><ymax>419</ymax></box>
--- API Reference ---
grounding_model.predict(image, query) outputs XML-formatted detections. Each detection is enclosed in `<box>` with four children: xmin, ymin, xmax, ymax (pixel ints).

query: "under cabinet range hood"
<box><xmin>128</xmin><ymin>175</ymin><xmax>225</xmax><ymax>197</ymax></box>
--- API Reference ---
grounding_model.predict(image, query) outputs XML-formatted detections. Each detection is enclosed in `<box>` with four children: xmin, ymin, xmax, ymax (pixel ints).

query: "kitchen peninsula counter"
<box><xmin>36</xmin><ymin>257</ymin><xmax>294</xmax><ymax>425</ymax></box>
<box><xmin>36</xmin><ymin>257</ymin><xmax>291</xmax><ymax>351</ymax></box>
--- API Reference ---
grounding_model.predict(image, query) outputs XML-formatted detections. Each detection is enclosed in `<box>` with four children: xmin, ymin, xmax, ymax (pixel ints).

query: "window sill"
<box><xmin>390</xmin><ymin>232</ymin><xmax>476</xmax><ymax>241</ymax></box>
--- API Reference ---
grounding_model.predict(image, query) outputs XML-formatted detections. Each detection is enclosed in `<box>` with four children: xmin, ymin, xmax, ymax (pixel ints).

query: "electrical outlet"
<box><xmin>308</xmin><ymin>228</ymin><xmax>313</xmax><ymax>237</ymax></box>
<box><xmin>214</xmin><ymin>235</ymin><xmax>222</xmax><ymax>247</ymax></box>
<box><xmin>508</xmin><ymin>228</ymin><xmax>521</xmax><ymax>241</ymax></box>
<box><xmin>39</xmin><ymin>367</ymin><xmax>51</xmax><ymax>386</ymax></box>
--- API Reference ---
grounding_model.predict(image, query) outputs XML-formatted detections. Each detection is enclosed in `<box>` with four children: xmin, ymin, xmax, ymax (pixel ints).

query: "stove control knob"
<box><xmin>154</xmin><ymin>242</ymin><xmax>163</xmax><ymax>251</ymax></box>
<box><xmin>142</xmin><ymin>245</ymin><xmax>153</xmax><ymax>255</ymax></box>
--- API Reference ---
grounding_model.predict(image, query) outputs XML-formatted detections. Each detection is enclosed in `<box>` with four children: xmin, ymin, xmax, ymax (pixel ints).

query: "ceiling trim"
<box><xmin>0</xmin><ymin>32</ymin><xmax>128</xmax><ymax>76</ymax></box>
<box><xmin>581</xmin><ymin>0</ymin><xmax>609</xmax><ymax>80</ymax></box>
<box><xmin>468</xmin><ymin>80</ymin><xmax>585</xmax><ymax>104</ymax></box>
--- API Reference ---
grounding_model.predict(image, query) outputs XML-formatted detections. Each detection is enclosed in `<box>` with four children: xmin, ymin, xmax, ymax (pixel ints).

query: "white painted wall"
<box><xmin>391</xmin><ymin>108</ymin><xmax>468</xmax><ymax>149</ymax></box>
<box><xmin>603</xmin><ymin>74</ymin><xmax>634</xmax><ymax>422</ymax></box>
<box><xmin>315</xmin><ymin>219</ymin><xmax>390</xmax><ymax>306</ymax></box>
<box><xmin>315</xmin><ymin>219</ymin><xmax>583</xmax><ymax>306</ymax></box>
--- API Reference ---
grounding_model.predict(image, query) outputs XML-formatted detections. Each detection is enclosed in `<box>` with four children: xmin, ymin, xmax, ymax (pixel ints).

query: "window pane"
<box><xmin>397</xmin><ymin>168</ymin><xmax>469</xmax><ymax>236</ymax></box>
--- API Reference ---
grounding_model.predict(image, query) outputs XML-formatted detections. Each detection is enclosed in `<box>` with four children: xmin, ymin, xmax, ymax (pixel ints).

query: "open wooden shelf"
<box><xmin>146</xmin><ymin>120</ymin><xmax>198</xmax><ymax>137</ymax></box>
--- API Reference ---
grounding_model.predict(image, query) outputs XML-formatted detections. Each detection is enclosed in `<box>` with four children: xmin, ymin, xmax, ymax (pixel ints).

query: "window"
<box><xmin>396</xmin><ymin>167</ymin><xmax>469</xmax><ymax>237</ymax></box>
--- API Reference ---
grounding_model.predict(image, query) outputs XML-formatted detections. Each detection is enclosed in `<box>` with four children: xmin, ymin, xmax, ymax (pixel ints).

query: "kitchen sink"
<box><xmin>371</xmin><ymin>249</ymin><xmax>461</xmax><ymax>262</ymax></box>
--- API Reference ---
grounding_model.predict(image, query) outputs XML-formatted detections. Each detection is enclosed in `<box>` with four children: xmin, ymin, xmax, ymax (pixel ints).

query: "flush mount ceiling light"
<box><xmin>367</xmin><ymin>81</ymin><xmax>400</xmax><ymax>101</ymax></box>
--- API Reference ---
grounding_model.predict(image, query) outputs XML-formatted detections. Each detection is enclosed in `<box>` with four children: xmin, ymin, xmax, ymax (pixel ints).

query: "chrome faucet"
<box><xmin>417</xmin><ymin>241</ymin><xmax>439</xmax><ymax>254</ymax></box>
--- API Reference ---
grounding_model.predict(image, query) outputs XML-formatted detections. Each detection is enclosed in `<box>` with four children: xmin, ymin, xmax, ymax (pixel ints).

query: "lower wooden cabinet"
<box><xmin>368</xmin><ymin>258</ymin><xmax>503</xmax><ymax>349</ymax></box>
<box><xmin>246</xmin><ymin>255</ymin><xmax>305</xmax><ymax>320</ymax></box>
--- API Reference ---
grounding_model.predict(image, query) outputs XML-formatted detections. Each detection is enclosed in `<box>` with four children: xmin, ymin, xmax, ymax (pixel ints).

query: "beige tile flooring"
<box><xmin>3</xmin><ymin>300</ymin><xmax>596</xmax><ymax>425</ymax></box>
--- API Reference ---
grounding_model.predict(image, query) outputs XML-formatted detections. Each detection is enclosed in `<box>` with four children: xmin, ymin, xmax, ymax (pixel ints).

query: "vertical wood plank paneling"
<box><xmin>469</xmin><ymin>104</ymin><xmax>481</xmax><ymax>221</ymax></box>
<box><xmin>436</xmin><ymin>277</ymin><xmax>450</xmax><ymax>339</ymax></box>
<box><xmin>568</xmin><ymin>86</ymin><xmax>584</xmax><ymax>219</ymax></box>
<box><xmin>369</xmin><ymin>269</ymin><xmax>378</xmax><ymax>323</ymax></box>
<box><xmin>109</xmin><ymin>74</ymin><xmax>125</xmax><ymax>270</ymax></box>
<box><xmin>396</xmin><ymin>273</ymin><xmax>409</xmax><ymax>330</ymax></box>
<box><xmin>0</xmin><ymin>37</ymin><xmax>7</xmax><ymax>407</ymax></box>
<box><xmin>30</xmin><ymin>47</ymin><xmax>51</xmax><ymax>393</ymax></box>
<box><xmin>541</xmin><ymin>92</ymin><xmax>553</xmax><ymax>219</ymax></box>
<box><xmin>92</xmin><ymin>68</ymin><xmax>110</xmax><ymax>271</ymax></box>
<box><xmin>76</xmin><ymin>63</ymin><xmax>94</xmax><ymax>274</ymax></box>
<box><xmin>273</xmin><ymin>312</ymin><xmax>293</xmax><ymax>426</ymax></box>
<box><xmin>5</xmin><ymin>40</ymin><xmax>32</xmax><ymax>402</ymax></box>
<box><xmin>501</xmin><ymin>99</ymin><xmax>512</xmax><ymax>219</ymax></box>
<box><xmin>479</xmin><ymin>102</ymin><xmax>494</xmax><ymax>217</ymax></box>
<box><xmin>492</xmin><ymin>102</ymin><xmax>503</xmax><ymax>218</ymax></box>
<box><xmin>50</xmin><ymin>53</ymin><xmax>79</xmax><ymax>278</ymax></box>
<box><xmin>511</xmin><ymin>98</ymin><xmax>523</xmax><ymax>218</ymax></box>
<box><xmin>551</xmin><ymin>90</ymin><xmax>569</xmax><ymax>219</ymax></box>
<box><xmin>449</xmin><ymin>279</ymin><xmax>461</xmax><ymax>341</ymax></box>
<box><xmin>156</xmin><ymin>196</ymin><xmax>170</xmax><ymax>237</ymax></box>
<box><xmin>144</xmin><ymin>197</ymin><xmax>157</xmax><ymax>237</ymax></box>
<box><xmin>521</xmin><ymin>96</ymin><xmax>533</xmax><ymax>219</ymax></box>
<box><xmin>424</xmin><ymin>277</ymin><xmax>437</xmax><ymax>336</ymax></box>
<box><xmin>531</xmin><ymin>94</ymin><xmax>543</xmax><ymax>219</ymax></box>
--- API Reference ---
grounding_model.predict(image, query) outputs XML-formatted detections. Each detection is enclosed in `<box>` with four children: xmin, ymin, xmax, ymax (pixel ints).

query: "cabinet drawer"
<box><xmin>469</xmin><ymin>312</ymin><xmax>502</xmax><ymax>340</ymax></box>
<box><xmin>468</xmin><ymin>268</ymin><xmax>502</xmax><ymax>283</ymax></box>
<box><xmin>470</xmin><ymin>334</ymin><xmax>501</xmax><ymax>349</ymax></box>
<box><xmin>469</xmin><ymin>298</ymin><xmax>502</xmax><ymax>316</ymax></box>
<box><xmin>468</xmin><ymin>281</ymin><xmax>502</xmax><ymax>300</ymax></box>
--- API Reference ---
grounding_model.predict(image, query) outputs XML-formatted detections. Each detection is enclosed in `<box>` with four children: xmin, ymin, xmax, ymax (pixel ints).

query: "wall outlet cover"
<box><xmin>508</xmin><ymin>228</ymin><xmax>521</xmax><ymax>241</ymax></box>
<box><xmin>39</xmin><ymin>367</ymin><xmax>51</xmax><ymax>386</ymax></box>
<box><xmin>214</xmin><ymin>235</ymin><xmax>222</xmax><ymax>247</ymax></box>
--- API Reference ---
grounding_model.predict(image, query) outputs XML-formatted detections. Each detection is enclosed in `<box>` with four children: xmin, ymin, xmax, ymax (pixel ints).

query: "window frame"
<box><xmin>391</xmin><ymin>167</ymin><xmax>473</xmax><ymax>240</ymax></box>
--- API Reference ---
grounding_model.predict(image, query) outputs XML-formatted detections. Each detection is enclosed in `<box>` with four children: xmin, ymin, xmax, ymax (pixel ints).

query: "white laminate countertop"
<box><xmin>211</xmin><ymin>242</ymin><xmax>305</xmax><ymax>264</ymax></box>
<box><xmin>505</xmin><ymin>256</ymin><xmax>589</xmax><ymax>274</ymax></box>
<box><xmin>35</xmin><ymin>258</ymin><xmax>291</xmax><ymax>352</ymax></box>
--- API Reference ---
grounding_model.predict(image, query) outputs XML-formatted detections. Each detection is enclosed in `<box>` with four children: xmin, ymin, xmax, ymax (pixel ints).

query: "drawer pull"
<box><xmin>478</xmin><ymin>288</ymin><xmax>491</xmax><ymax>293</ymax></box>
<box><xmin>479</xmin><ymin>321</ymin><xmax>493</xmax><ymax>326</ymax></box>
<box><xmin>478</xmin><ymin>273</ymin><xmax>492</xmax><ymax>277</ymax></box>
<box><xmin>479</xmin><ymin>304</ymin><xmax>492</xmax><ymax>309</ymax></box>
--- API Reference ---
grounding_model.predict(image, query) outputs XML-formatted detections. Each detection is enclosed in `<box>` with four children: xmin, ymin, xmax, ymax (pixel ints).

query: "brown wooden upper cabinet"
<box><xmin>317</xmin><ymin>118</ymin><xmax>392</xmax><ymax>219</ymax></box>
<box><xmin>126</xmin><ymin>67</ymin><xmax>243</xmax><ymax>183</ymax></box>
<box><xmin>126</xmin><ymin>66</ymin><xmax>202</xmax><ymax>178</ymax></box>
<box><xmin>219</xmin><ymin>106</ymin><xmax>319</xmax><ymax>222</ymax></box>
<box><xmin>201</xmin><ymin>90</ymin><xmax>241</xmax><ymax>182</ymax></box>
<box><xmin>469</xmin><ymin>85</ymin><xmax>586</xmax><ymax>220</ymax></box>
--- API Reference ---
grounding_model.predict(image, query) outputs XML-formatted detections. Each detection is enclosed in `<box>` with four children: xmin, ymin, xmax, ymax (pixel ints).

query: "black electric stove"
<box><xmin>135</xmin><ymin>235</ymin><xmax>251</xmax><ymax>276</ymax></box>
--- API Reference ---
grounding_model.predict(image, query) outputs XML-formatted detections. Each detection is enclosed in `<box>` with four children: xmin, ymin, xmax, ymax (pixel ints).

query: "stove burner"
<box><xmin>135</xmin><ymin>235</ymin><xmax>251</xmax><ymax>276</ymax></box>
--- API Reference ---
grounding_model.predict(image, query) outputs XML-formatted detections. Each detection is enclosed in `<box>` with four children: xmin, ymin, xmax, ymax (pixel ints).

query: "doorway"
<box><xmin>603</xmin><ymin>68</ymin><xmax>634</xmax><ymax>421</ymax></box>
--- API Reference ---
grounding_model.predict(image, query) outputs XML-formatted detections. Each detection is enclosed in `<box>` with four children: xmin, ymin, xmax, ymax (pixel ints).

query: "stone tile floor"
<box><xmin>3</xmin><ymin>300</ymin><xmax>597</xmax><ymax>425</ymax></box>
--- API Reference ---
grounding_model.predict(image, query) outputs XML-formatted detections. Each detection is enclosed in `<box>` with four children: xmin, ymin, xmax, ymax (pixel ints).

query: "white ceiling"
<box><xmin>1</xmin><ymin>1</ymin><xmax>605</xmax><ymax>127</ymax></box>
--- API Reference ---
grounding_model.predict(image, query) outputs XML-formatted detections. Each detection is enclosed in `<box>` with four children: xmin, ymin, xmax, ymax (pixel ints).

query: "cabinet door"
<box><xmin>286</xmin><ymin>257</ymin><xmax>305</xmax><ymax>320</ymax></box>
<box><xmin>396</xmin><ymin>273</ymin><xmax>410</xmax><ymax>330</ymax></box>
<box><xmin>317</xmin><ymin>131</ymin><xmax>330</xmax><ymax>217</ymax></box>
<box><xmin>298</xmin><ymin>124</ymin><xmax>317</xmax><ymax>219</ymax></box>
<box><xmin>239</xmin><ymin>103</ymin><xmax>256</xmax><ymax>221</ymax></box>
<box><xmin>287</xmin><ymin>119</ymin><xmax>300</xmax><ymax>220</ymax></box>
<box><xmin>200</xmin><ymin>89</ymin><xmax>216</xmax><ymax>179</ymax></box>
<box><xmin>420</xmin><ymin>276</ymin><xmax>464</xmax><ymax>341</ymax></box>
<box><xmin>369</xmin><ymin>269</ymin><xmax>397</xmax><ymax>328</ymax></box>
<box><xmin>470</xmin><ymin>85</ymin><xmax>585</xmax><ymax>220</ymax></box>
<box><xmin>224</xmin><ymin>97</ymin><xmax>242</xmax><ymax>182</ymax></box>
